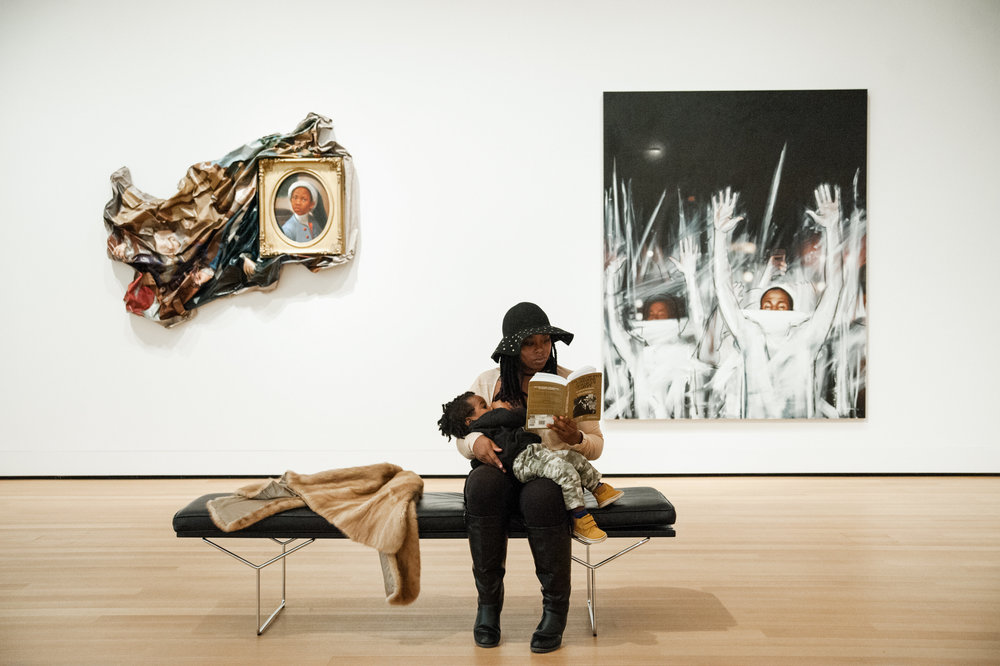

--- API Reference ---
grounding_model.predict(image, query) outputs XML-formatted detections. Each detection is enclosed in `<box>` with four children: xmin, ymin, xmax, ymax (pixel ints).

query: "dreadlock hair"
<box><xmin>494</xmin><ymin>345</ymin><xmax>559</xmax><ymax>407</ymax></box>
<box><xmin>437</xmin><ymin>391</ymin><xmax>477</xmax><ymax>441</ymax></box>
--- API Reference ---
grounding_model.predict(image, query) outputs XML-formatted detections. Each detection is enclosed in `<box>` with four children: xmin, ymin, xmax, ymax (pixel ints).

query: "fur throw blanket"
<box><xmin>207</xmin><ymin>463</ymin><xmax>424</xmax><ymax>605</ymax></box>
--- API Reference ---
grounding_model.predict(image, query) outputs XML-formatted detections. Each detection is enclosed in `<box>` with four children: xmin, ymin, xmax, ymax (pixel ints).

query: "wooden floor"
<box><xmin>0</xmin><ymin>476</ymin><xmax>998</xmax><ymax>665</ymax></box>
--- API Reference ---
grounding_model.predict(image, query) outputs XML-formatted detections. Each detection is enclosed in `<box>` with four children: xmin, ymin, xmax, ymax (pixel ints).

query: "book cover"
<box><xmin>526</xmin><ymin>366</ymin><xmax>602</xmax><ymax>430</ymax></box>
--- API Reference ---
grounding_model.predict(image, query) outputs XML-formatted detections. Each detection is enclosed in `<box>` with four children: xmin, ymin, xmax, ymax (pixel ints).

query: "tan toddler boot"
<box><xmin>572</xmin><ymin>513</ymin><xmax>607</xmax><ymax>544</ymax></box>
<box><xmin>592</xmin><ymin>482</ymin><xmax>624</xmax><ymax>508</ymax></box>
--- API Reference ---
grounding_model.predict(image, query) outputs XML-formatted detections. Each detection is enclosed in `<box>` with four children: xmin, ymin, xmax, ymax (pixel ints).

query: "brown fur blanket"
<box><xmin>207</xmin><ymin>463</ymin><xmax>424</xmax><ymax>605</ymax></box>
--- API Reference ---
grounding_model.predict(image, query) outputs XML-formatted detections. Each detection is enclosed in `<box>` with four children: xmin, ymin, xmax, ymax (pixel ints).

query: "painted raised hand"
<box><xmin>806</xmin><ymin>184</ymin><xmax>841</xmax><ymax>229</ymax></box>
<box><xmin>669</xmin><ymin>236</ymin><xmax>700</xmax><ymax>277</ymax></box>
<box><xmin>712</xmin><ymin>187</ymin><xmax>744</xmax><ymax>233</ymax></box>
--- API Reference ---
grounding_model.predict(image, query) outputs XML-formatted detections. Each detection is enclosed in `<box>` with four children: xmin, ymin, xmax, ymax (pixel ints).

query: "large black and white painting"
<box><xmin>604</xmin><ymin>90</ymin><xmax>867</xmax><ymax>419</ymax></box>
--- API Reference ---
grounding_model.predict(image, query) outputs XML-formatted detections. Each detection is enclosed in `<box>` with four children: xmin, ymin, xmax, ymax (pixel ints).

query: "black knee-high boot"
<box><xmin>466</xmin><ymin>513</ymin><xmax>508</xmax><ymax>648</ymax></box>
<box><xmin>526</xmin><ymin>523</ymin><xmax>572</xmax><ymax>653</ymax></box>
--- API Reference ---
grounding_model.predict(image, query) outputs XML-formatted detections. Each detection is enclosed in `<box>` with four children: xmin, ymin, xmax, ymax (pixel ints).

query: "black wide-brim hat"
<box><xmin>491</xmin><ymin>302</ymin><xmax>574</xmax><ymax>363</ymax></box>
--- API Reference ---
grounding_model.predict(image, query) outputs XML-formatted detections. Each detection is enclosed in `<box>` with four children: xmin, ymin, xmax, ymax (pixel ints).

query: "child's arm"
<box><xmin>472</xmin><ymin>408</ymin><xmax>524</xmax><ymax>430</ymax></box>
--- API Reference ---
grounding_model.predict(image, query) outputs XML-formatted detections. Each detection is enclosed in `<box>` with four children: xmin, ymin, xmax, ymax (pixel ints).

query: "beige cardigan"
<box><xmin>455</xmin><ymin>366</ymin><xmax>605</xmax><ymax>462</ymax></box>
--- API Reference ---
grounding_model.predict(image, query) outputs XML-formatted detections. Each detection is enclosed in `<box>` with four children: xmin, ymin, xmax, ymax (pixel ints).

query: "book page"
<box><xmin>566</xmin><ymin>365</ymin><xmax>597</xmax><ymax>382</ymax></box>
<box><xmin>526</xmin><ymin>374</ymin><xmax>568</xmax><ymax>429</ymax></box>
<box><xmin>567</xmin><ymin>370</ymin><xmax>602</xmax><ymax>422</ymax></box>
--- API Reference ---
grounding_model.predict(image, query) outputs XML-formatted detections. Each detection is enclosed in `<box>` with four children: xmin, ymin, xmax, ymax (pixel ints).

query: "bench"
<box><xmin>172</xmin><ymin>486</ymin><xmax>676</xmax><ymax>635</ymax></box>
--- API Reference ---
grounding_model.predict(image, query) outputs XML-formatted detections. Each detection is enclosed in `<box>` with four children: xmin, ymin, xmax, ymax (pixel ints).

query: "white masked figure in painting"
<box><xmin>711</xmin><ymin>185</ymin><xmax>844</xmax><ymax>418</ymax></box>
<box><xmin>631</xmin><ymin>235</ymin><xmax>711</xmax><ymax>418</ymax></box>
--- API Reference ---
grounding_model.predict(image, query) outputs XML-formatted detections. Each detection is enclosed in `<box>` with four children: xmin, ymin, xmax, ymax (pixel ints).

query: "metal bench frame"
<box><xmin>198</xmin><ymin>532</ymin><xmax>655</xmax><ymax>636</ymax></box>
<box><xmin>202</xmin><ymin>536</ymin><xmax>316</xmax><ymax>635</ymax></box>
<box><xmin>572</xmin><ymin>535</ymin><xmax>652</xmax><ymax>635</ymax></box>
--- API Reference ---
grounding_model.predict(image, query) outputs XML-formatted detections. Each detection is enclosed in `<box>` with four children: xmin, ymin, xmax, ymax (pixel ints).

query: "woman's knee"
<box><xmin>519</xmin><ymin>478</ymin><xmax>567</xmax><ymax>528</ymax></box>
<box><xmin>465</xmin><ymin>465</ymin><xmax>514</xmax><ymax>517</ymax></box>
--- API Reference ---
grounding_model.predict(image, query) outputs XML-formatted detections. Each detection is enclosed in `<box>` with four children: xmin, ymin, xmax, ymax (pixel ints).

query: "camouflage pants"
<box><xmin>513</xmin><ymin>443</ymin><xmax>602</xmax><ymax>510</ymax></box>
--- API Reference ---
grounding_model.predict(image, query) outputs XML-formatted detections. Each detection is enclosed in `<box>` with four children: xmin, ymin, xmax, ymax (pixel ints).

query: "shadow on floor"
<box><xmin>570</xmin><ymin>585</ymin><xmax>736</xmax><ymax>646</ymax></box>
<box><xmin>192</xmin><ymin>585</ymin><xmax>734</xmax><ymax>646</ymax></box>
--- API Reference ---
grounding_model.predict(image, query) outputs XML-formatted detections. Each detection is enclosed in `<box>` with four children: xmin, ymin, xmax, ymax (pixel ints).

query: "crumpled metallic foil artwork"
<box><xmin>104</xmin><ymin>113</ymin><xmax>358</xmax><ymax>327</ymax></box>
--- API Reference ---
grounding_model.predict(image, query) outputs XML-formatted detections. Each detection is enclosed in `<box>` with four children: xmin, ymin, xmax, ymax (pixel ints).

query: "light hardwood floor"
<box><xmin>0</xmin><ymin>476</ymin><xmax>998</xmax><ymax>664</ymax></box>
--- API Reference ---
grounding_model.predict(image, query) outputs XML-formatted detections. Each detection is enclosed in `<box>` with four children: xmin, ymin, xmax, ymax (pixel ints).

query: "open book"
<box><xmin>525</xmin><ymin>366</ymin><xmax>602</xmax><ymax>430</ymax></box>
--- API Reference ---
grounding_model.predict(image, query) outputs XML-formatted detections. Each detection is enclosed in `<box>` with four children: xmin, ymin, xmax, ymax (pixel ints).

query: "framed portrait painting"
<box><xmin>259</xmin><ymin>157</ymin><xmax>345</xmax><ymax>257</ymax></box>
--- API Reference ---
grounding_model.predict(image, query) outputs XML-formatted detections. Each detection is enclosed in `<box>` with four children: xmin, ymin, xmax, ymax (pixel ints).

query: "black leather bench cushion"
<box><xmin>173</xmin><ymin>487</ymin><xmax>676</xmax><ymax>539</ymax></box>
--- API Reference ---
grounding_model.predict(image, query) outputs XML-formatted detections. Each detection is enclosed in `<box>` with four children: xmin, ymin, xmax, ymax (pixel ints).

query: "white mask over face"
<box><xmin>636</xmin><ymin>318</ymin><xmax>682</xmax><ymax>344</ymax></box>
<box><xmin>743</xmin><ymin>309</ymin><xmax>810</xmax><ymax>340</ymax></box>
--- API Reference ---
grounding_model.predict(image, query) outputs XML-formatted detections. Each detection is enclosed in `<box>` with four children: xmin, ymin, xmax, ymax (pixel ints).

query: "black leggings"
<box><xmin>464</xmin><ymin>463</ymin><xmax>566</xmax><ymax>528</ymax></box>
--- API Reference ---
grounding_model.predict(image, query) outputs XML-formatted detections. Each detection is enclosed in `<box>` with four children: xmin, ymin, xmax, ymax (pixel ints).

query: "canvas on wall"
<box><xmin>603</xmin><ymin>90</ymin><xmax>867</xmax><ymax>420</ymax></box>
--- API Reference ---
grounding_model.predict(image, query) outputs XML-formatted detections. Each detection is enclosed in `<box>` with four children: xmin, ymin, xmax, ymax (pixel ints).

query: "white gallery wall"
<box><xmin>1</xmin><ymin>0</ymin><xmax>998</xmax><ymax>476</ymax></box>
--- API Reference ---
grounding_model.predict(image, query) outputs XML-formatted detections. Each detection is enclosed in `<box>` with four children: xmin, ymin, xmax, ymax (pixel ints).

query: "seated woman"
<box><xmin>453</xmin><ymin>302</ymin><xmax>605</xmax><ymax>653</ymax></box>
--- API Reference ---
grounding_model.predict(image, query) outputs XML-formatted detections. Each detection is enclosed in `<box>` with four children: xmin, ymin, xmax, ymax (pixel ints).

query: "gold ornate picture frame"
<box><xmin>259</xmin><ymin>157</ymin><xmax>345</xmax><ymax>257</ymax></box>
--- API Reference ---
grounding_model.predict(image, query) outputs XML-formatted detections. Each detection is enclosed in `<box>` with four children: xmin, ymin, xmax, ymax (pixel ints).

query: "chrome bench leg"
<box><xmin>571</xmin><ymin>536</ymin><xmax>651</xmax><ymax>636</ymax></box>
<box><xmin>202</xmin><ymin>537</ymin><xmax>316</xmax><ymax>635</ymax></box>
